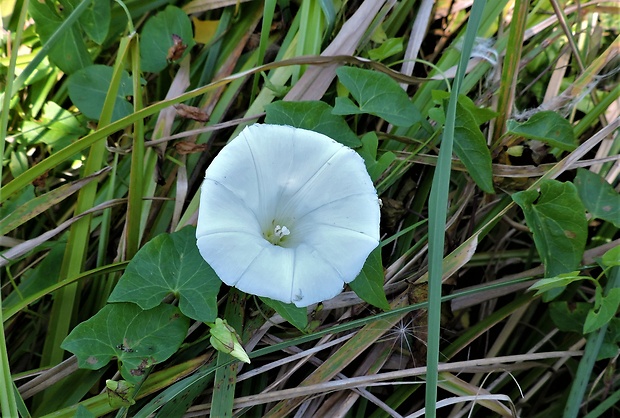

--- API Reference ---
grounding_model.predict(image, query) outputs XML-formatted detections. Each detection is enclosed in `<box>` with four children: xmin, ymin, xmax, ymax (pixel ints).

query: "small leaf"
<box><xmin>584</xmin><ymin>288</ymin><xmax>620</xmax><ymax>334</ymax></box>
<box><xmin>140</xmin><ymin>6</ymin><xmax>196</xmax><ymax>72</ymax></box>
<box><xmin>261</xmin><ymin>297</ymin><xmax>308</xmax><ymax>331</ymax></box>
<box><xmin>72</xmin><ymin>0</ymin><xmax>110</xmax><ymax>44</ymax></box>
<box><xmin>453</xmin><ymin>98</ymin><xmax>494</xmax><ymax>193</ymax></box>
<box><xmin>349</xmin><ymin>247</ymin><xmax>390</xmax><ymax>310</ymax></box>
<box><xmin>513</xmin><ymin>180</ymin><xmax>587</xmax><ymax>280</ymax></box>
<box><xmin>506</xmin><ymin>111</ymin><xmax>576</xmax><ymax>151</ymax></box>
<box><xmin>108</xmin><ymin>227</ymin><xmax>221</xmax><ymax>323</ymax></box>
<box><xmin>265</xmin><ymin>101</ymin><xmax>361</xmax><ymax>148</ymax></box>
<box><xmin>368</xmin><ymin>37</ymin><xmax>404</xmax><ymax>61</ymax></box>
<box><xmin>333</xmin><ymin>66</ymin><xmax>423</xmax><ymax>127</ymax></box>
<box><xmin>61</xmin><ymin>303</ymin><xmax>189</xmax><ymax>384</ymax></box>
<box><xmin>574</xmin><ymin>168</ymin><xmax>620</xmax><ymax>228</ymax></box>
<box><xmin>527</xmin><ymin>271</ymin><xmax>591</xmax><ymax>296</ymax></box>
<box><xmin>357</xmin><ymin>132</ymin><xmax>396</xmax><ymax>182</ymax></box>
<box><xmin>68</xmin><ymin>65</ymin><xmax>133</xmax><ymax>122</ymax></box>
<box><xmin>602</xmin><ymin>246</ymin><xmax>620</xmax><ymax>268</ymax></box>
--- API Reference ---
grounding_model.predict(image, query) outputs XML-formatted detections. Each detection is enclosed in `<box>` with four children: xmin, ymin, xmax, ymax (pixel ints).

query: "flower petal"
<box><xmin>234</xmin><ymin>245</ymin><xmax>295</xmax><ymax>302</ymax></box>
<box><xmin>297</xmin><ymin>225</ymin><xmax>379</xmax><ymax>282</ymax></box>
<box><xmin>197</xmin><ymin>232</ymin><xmax>267</xmax><ymax>287</ymax></box>
<box><xmin>197</xmin><ymin>178</ymin><xmax>262</xmax><ymax>237</ymax></box>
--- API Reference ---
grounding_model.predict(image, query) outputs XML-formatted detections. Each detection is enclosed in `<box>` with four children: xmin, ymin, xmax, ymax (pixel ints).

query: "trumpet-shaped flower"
<box><xmin>196</xmin><ymin>124</ymin><xmax>380</xmax><ymax>307</ymax></box>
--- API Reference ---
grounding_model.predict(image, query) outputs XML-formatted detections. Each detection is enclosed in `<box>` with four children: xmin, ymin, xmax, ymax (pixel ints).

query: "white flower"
<box><xmin>196</xmin><ymin>124</ymin><xmax>380</xmax><ymax>307</ymax></box>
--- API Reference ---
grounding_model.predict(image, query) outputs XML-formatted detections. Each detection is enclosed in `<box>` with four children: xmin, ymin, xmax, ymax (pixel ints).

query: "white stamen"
<box><xmin>274</xmin><ymin>225</ymin><xmax>290</xmax><ymax>239</ymax></box>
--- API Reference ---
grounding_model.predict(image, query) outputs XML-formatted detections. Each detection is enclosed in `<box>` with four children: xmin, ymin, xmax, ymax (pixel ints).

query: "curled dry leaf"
<box><xmin>167</xmin><ymin>34</ymin><xmax>187</xmax><ymax>61</ymax></box>
<box><xmin>174</xmin><ymin>141</ymin><xmax>209</xmax><ymax>155</ymax></box>
<box><xmin>174</xmin><ymin>104</ymin><xmax>210</xmax><ymax>122</ymax></box>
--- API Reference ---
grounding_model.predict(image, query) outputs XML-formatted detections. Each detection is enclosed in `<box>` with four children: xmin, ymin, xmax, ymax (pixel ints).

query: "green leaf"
<box><xmin>67</xmin><ymin>65</ymin><xmax>133</xmax><ymax>122</ymax></box>
<box><xmin>452</xmin><ymin>98</ymin><xmax>495</xmax><ymax>193</ymax></box>
<box><xmin>108</xmin><ymin>227</ymin><xmax>221</xmax><ymax>323</ymax></box>
<box><xmin>602</xmin><ymin>245</ymin><xmax>620</xmax><ymax>268</ymax></box>
<box><xmin>140</xmin><ymin>5</ymin><xmax>196</xmax><ymax>73</ymax></box>
<box><xmin>264</xmin><ymin>101</ymin><xmax>361</xmax><ymax>148</ymax></box>
<box><xmin>584</xmin><ymin>288</ymin><xmax>620</xmax><ymax>334</ymax></box>
<box><xmin>28</xmin><ymin>0</ymin><xmax>93</xmax><ymax>74</ymax></box>
<box><xmin>76</xmin><ymin>0</ymin><xmax>110</xmax><ymax>44</ymax></box>
<box><xmin>333</xmin><ymin>66</ymin><xmax>423</xmax><ymax>127</ymax></box>
<box><xmin>512</xmin><ymin>180</ymin><xmax>588</xmax><ymax>279</ymax></box>
<box><xmin>549</xmin><ymin>301</ymin><xmax>590</xmax><ymax>333</ymax></box>
<box><xmin>506</xmin><ymin>111</ymin><xmax>576</xmax><ymax>151</ymax></box>
<box><xmin>368</xmin><ymin>37</ymin><xmax>404</xmax><ymax>61</ymax></box>
<box><xmin>527</xmin><ymin>271</ymin><xmax>591</xmax><ymax>296</ymax></box>
<box><xmin>22</xmin><ymin>101</ymin><xmax>88</xmax><ymax>151</ymax></box>
<box><xmin>61</xmin><ymin>303</ymin><xmax>189</xmax><ymax>384</ymax></box>
<box><xmin>261</xmin><ymin>297</ymin><xmax>308</xmax><ymax>331</ymax></box>
<box><xmin>574</xmin><ymin>168</ymin><xmax>620</xmax><ymax>228</ymax></box>
<box><xmin>349</xmin><ymin>247</ymin><xmax>390</xmax><ymax>310</ymax></box>
<box><xmin>357</xmin><ymin>132</ymin><xmax>396</xmax><ymax>182</ymax></box>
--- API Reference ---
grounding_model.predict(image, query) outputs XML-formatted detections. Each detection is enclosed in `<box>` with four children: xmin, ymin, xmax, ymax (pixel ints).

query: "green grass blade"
<box><xmin>492</xmin><ymin>0</ymin><xmax>529</xmax><ymax>142</ymax></box>
<box><xmin>125</xmin><ymin>35</ymin><xmax>144</xmax><ymax>259</ymax></box>
<box><xmin>425</xmin><ymin>1</ymin><xmax>487</xmax><ymax>416</ymax></box>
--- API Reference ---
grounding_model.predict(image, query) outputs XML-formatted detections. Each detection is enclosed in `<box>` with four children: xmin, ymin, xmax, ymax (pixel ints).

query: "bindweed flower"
<box><xmin>196</xmin><ymin>124</ymin><xmax>380</xmax><ymax>307</ymax></box>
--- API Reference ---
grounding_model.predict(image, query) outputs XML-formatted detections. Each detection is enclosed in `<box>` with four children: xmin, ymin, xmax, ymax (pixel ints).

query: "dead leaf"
<box><xmin>167</xmin><ymin>34</ymin><xmax>187</xmax><ymax>61</ymax></box>
<box><xmin>174</xmin><ymin>141</ymin><xmax>208</xmax><ymax>155</ymax></box>
<box><xmin>174</xmin><ymin>104</ymin><xmax>210</xmax><ymax>122</ymax></box>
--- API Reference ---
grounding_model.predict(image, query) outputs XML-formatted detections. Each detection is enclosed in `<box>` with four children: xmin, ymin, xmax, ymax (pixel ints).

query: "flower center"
<box><xmin>265</xmin><ymin>222</ymin><xmax>291</xmax><ymax>246</ymax></box>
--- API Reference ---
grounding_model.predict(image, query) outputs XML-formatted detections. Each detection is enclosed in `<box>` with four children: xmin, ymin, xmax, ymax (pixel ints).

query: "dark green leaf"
<box><xmin>512</xmin><ymin>180</ymin><xmax>587</xmax><ymax>279</ymax></box>
<box><xmin>108</xmin><ymin>227</ymin><xmax>221</xmax><ymax>323</ymax></box>
<box><xmin>61</xmin><ymin>303</ymin><xmax>189</xmax><ymax>384</ymax></box>
<box><xmin>333</xmin><ymin>66</ymin><xmax>423</xmax><ymax>127</ymax></box>
<box><xmin>140</xmin><ymin>5</ymin><xmax>196</xmax><ymax>72</ymax></box>
<box><xmin>453</xmin><ymin>99</ymin><xmax>495</xmax><ymax>194</ymax></box>
<box><xmin>265</xmin><ymin>101</ymin><xmax>361</xmax><ymax>147</ymax></box>
<box><xmin>67</xmin><ymin>65</ymin><xmax>133</xmax><ymax>121</ymax></box>
<box><xmin>349</xmin><ymin>247</ymin><xmax>390</xmax><ymax>310</ymax></box>
<box><xmin>574</xmin><ymin>168</ymin><xmax>620</xmax><ymax>228</ymax></box>
<box><xmin>357</xmin><ymin>132</ymin><xmax>396</xmax><ymax>182</ymax></box>
<box><xmin>506</xmin><ymin>111</ymin><xmax>576</xmax><ymax>151</ymax></box>
<box><xmin>261</xmin><ymin>297</ymin><xmax>308</xmax><ymax>331</ymax></box>
<box><xmin>549</xmin><ymin>301</ymin><xmax>590</xmax><ymax>333</ymax></box>
<box><xmin>78</xmin><ymin>0</ymin><xmax>110</xmax><ymax>44</ymax></box>
<box><xmin>28</xmin><ymin>0</ymin><xmax>93</xmax><ymax>74</ymax></box>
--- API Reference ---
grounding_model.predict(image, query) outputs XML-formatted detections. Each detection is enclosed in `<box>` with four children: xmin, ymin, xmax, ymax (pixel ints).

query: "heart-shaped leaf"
<box><xmin>140</xmin><ymin>5</ymin><xmax>196</xmax><ymax>72</ymax></box>
<box><xmin>68</xmin><ymin>65</ymin><xmax>133</xmax><ymax>122</ymax></box>
<box><xmin>333</xmin><ymin>66</ymin><xmax>423</xmax><ymax>128</ymax></box>
<box><xmin>265</xmin><ymin>101</ymin><xmax>361</xmax><ymax>148</ymax></box>
<box><xmin>108</xmin><ymin>227</ymin><xmax>221</xmax><ymax>323</ymax></box>
<box><xmin>61</xmin><ymin>303</ymin><xmax>189</xmax><ymax>383</ymax></box>
<box><xmin>506</xmin><ymin>111</ymin><xmax>576</xmax><ymax>151</ymax></box>
<box><xmin>513</xmin><ymin>180</ymin><xmax>587</xmax><ymax>279</ymax></box>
